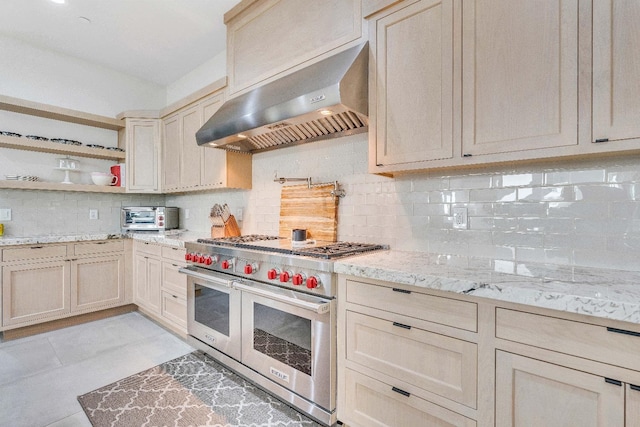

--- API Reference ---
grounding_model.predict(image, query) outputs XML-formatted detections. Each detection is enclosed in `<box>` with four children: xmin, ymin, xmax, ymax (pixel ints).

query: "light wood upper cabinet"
<box><xmin>461</xmin><ymin>0</ymin><xmax>578</xmax><ymax>156</ymax></box>
<box><xmin>592</xmin><ymin>0</ymin><xmax>640</xmax><ymax>143</ymax></box>
<box><xmin>369</xmin><ymin>0</ymin><xmax>455</xmax><ymax>169</ymax></box>
<box><xmin>162</xmin><ymin>114</ymin><xmax>181</xmax><ymax>192</ymax></box>
<box><xmin>496</xmin><ymin>351</ymin><xmax>624</xmax><ymax>427</ymax></box>
<box><xmin>124</xmin><ymin>118</ymin><xmax>161</xmax><ymax>193</ymax></box>
<box><xmin>225</xmin><ymin>0</ymin><xmax>364</xmax><ymax>95</ymax></box>
<box><xmin>161</xmin><ymin>91</ymin><xmax>252</xmax><ymax>193</ymax></box>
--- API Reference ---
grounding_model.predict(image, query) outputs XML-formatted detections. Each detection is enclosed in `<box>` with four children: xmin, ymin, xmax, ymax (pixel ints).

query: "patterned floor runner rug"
<box><xmin>78</xmin><ymin>351</ymin><xmax>321</xmax><ymax>427</ymax></box>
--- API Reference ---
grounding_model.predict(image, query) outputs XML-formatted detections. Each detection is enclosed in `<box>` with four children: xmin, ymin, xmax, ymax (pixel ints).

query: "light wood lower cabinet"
<box><xmin>2</xmin><ymin>260</ymin><xmax>70</xmax><ymax>326</ymax></box>
<box><xmin>344</xmin><ymin>368</ymin><xmax>476</xmax><ymax>427</ymax></box>
<box><xmin>1</xmin><ymin>240</ymin><xmax>127</xmax><ymax>330</ymax></box>
<box><xmin>338</xmin><ymin>276</ymin><xmax>478</xmax><ymax>426</ymax></box>
<box><xmin>132</xmin><ymin>240</ymin><xmax>187</xmax><ymax>334</ymax></box>
<box><xmin>496</xmin><ymin>351</ymin><xmax>624</xmax><ymax>427</ymax></box>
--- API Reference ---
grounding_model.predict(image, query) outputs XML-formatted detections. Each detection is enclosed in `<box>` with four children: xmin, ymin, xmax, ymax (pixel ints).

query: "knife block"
<box><xmin>210</xmin><ymin>214</ymin><xmax>241</xmax><ymax>238</ymax></box>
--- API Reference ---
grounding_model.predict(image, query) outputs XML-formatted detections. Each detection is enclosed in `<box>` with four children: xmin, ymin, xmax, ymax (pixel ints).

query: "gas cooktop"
<box><xmin>197</xmin><ymin>235</ymin><xmax>384</xmax><ymax>260</ymax></box>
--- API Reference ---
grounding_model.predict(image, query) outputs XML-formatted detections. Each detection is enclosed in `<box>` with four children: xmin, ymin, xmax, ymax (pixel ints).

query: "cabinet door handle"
<box><xmin>392</xmin><ymin>322</ymin><xmax>412</xmax><ymax>330</ymax></box>
<box><xmin>96</xmin><ymin>242</ymin><xmax>108</xmax><ymax>245</ymax></box>
<box><xmin>605</xmin><ymin>378</ymin><xmax>622</xmax><ymax>386</ymax></box>
<box><xmin>30</xmin><ymin>246</ymin><xmax>44</xmax><ymax>249</ymax></box>
<box><xmin>391</xmin><ymin>387</ymin><xmax>410</xmax><ymax>397</ymax></box>
<box><xmin>392</xmin><ymin>288</ymin><xmax>411</xmax><ymax>294</ymax></box>
<box><xmin>630</xmin><ymin>384</ymin><xmax>640</xmax><ymax>392</ymax></box>
<box><xmin>606</xmin><ymin>327</ymin><xmax>640</xmax><ymax>338</ymax></box>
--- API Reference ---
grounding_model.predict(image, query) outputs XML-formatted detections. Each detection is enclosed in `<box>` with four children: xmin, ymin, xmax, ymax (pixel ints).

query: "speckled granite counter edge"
<box><xmin>334</xmin><ymin>250</ymin><xmax>640</xmax><ymax>325</ymax></box>
<box><xmin>0</xmin><ymin>231</ymin><xmax>209</xmax><ymax>248</ymax></box>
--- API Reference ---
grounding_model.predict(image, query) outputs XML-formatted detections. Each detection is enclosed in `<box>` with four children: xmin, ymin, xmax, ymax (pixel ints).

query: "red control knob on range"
<box><xmin>306</xmin><ymin>276</ymin><xmax>319</xmax><ymax>289</ymax></box>
<box><xmin>292</xmin><ymin>273</ymin><xmax>306</xmax><ymax>286</ymax></box>
<box><xmin>204</xmin><ymin>256</ymin><xmax>213</xmax><ymax>265</ymax></box>
<box><xmin>194</xmin><ymin>254</ymin><xmax>204</xmax><ymax>263</ymax></box>
<box><xmin>267</xmin><ymin>269</ymin><xmax>278</xmax><ymax>280</ymax></box>
<box><xmin>244</xmin><ymin>264</ymin><xmax>253</xmax><ymax>274</ymax></box>
<box><xmin>280</xmin><ymin>271</ymin><xmax>291</xmax><ymax>283</ymax></box>
<box><xmin>185</xmin><ymin>253</ymin><xmax>193</xmax><ymax>261</ymax></box>
<box><xmin>221</xmin><ymin>260</ymin><xmax>231</xmax><ymax>270</ymax></box>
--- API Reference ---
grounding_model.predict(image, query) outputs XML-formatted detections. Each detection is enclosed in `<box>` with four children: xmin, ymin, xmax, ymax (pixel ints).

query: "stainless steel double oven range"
<box><xmin>180</xmin><ymin>235</ymin><xmax>383</xmax><ymax>426</ymax></box>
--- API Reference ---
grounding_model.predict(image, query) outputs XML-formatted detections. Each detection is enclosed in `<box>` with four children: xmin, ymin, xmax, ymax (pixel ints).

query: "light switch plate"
<box><xmin>184</xmin><ymin>209</ymin><xmax>190</xmax><ymax>219</ymax></box>
<box><xmin>89</xmin><ymin>209</ymin><xmax>98</xmax><ymax>220</ymax></box>
<box><xmin>0</xmin><ymin>208</ymin><xmax>11</xmax><ymax>221</ymax></box>
<box><xmin>237</xmin><ymin>208</ymin><xmax>243</xmax><ymax>221</ymax></box>
<box><xmin>453</xmin><ymin>207</ymin><xmax>468</xmax><ymax>229</ymax></box>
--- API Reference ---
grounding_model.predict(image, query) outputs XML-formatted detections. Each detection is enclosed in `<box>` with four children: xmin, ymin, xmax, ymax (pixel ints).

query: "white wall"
<box><xmin>165</xmin><ymin>50</ymin><xmax>227</xmax><ymax>105</ymax></box>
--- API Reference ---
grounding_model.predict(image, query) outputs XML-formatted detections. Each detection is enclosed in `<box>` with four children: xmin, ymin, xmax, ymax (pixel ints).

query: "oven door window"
<box><xmin>253</xmin><ymin>303</ymin><xmax>312</xmax><ymax>375</ymax></box>
<box><xmin>195</xmin><ymin>284</ymin><xmax>230</xmax><ymax>336</ymax></box>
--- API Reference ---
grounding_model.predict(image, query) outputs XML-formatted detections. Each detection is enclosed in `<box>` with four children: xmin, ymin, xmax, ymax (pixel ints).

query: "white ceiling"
<box><xmin>0</xmin><ymin>0</ymin><xmax>240</xmax><ymax>86</ymax></box>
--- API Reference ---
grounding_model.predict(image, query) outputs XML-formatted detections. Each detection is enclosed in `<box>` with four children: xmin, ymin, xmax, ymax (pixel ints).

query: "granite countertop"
<box><xmin>0</xmin><ymin>230</ymin><xmax>209</xmax><ymax>248</ymax></box>
<box><xmin>335</xmin><ymin>250</ymin><xmax>640</xmax><ymax>325</ymax></box>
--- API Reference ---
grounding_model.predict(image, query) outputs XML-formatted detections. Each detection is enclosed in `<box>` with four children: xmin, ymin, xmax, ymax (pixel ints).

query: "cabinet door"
<box><xmin>495</xmin><ymin>351</ymin><xmax>624</xmax><ymax>427</ymax></box>
<box><xmin>71</xmin><ymin>255</ymin><xmax>125</xmax><ymax>313</ymax></box>
<box><xmin>134</xmin><ymin>254</ymin><xmax>149</xmax><ymax>306</ymax></box>
<box><xmin>162</xmin><ymin>114</ymin><xmax>181</xmax><ymax>191</ymax></box>
<box><xmin>462</xmin><ymin>0</ymin><xmax>578</xmax><ymax>156</ymax></box>
<box><xmin>145</xmin><ymin>257</ymin><xmax>162</xmax><ymax>314</ymax></box>
<box><xmin>126</xmin><ymin>118</ymin><xmax>160</xmax><ymax>192</ymax></box>
<box><xmin>370</xmin><ymin>0</ymin><xmax>454</xmax><ymax>168</ymax></box>
<box><xmin>2</xmin><ymin>261</ymin><xmax>70</xmax><ymax>326</ymax></box>
<box><xmin>200</xmin><ymin>93</ymin><xmax>226</xmax><ymax>187</ymax></box>
<box><xmin>593</xmin><ymin>0</ymin><xmax>640</xmax><ymax>142</ymax></box>
<box><xmin>180</xmin><ymin>105</ymin><xmax>203</xmax><ymax>189</ymax></box>
<box><xmin>627</xmin><ymin>384</ymin><xmax>640</xmax><ymax>427</ymax></box>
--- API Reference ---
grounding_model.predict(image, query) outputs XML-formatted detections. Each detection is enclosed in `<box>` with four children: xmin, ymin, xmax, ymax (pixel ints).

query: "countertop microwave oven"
<box><xmin>121</xmin><ymin>207</ymin><xmax>179</xmax><ymax>231</ymax></box>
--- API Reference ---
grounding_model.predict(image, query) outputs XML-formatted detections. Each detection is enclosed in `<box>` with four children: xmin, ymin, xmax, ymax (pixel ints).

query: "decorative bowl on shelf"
<box><xmin>90</xmin><ymin>172</ymin><xmax>118</xmax><ymax>186</ymax></box>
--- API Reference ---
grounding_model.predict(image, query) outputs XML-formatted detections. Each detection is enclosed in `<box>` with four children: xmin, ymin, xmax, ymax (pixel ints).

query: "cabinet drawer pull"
<box><xmin>30</xmin><ymin>246</ymin><xmax>44</xmax><ymax>249</ymax></box>
<box><xmin>96</xmin><ymin>242</ymin><xmax>107</xmax><ymax>245</ymax></box>
<box><xmin>392</xmin><ymin>321</ymin><xmax>412</xmax><ymax>330</ymax></box>
<box><xmin>594</xmin><ymin>138</ymin><xmax>609</xmax><ymax>143</ymax></box>
<box><xmin>605</xmin><ymin>378</ymin><xmax>622</xmax><ymax>386</ymax></box>
<box><xmin>392</xmin><ymin>288</ymin><xmax>411</xmax><ymax>294</ymax></box>
<box><xmin>630</xmin><ymin>384</ymin><xmax>640</xmax><ymax>392</ymax></box>
<box><xmin>606</xmin><ymin>327</ymin><xmax>640</xmax><ymax>338</ymax></box>
<box><xmin>391</xmin><ymin>387</ymin><xmax>410</xmax><ymax>397</ymax></box>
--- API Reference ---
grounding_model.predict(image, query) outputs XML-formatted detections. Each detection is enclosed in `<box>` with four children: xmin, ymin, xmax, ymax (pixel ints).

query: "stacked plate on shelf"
<box><xmin>5</xmin><ymin>175</ymin><xmax>39</xmax><ymax>182</ymax></box>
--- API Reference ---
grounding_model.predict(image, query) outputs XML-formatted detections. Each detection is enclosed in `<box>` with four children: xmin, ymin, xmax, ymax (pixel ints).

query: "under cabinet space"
<box><xmin>343</xmin><ymin>368</ymin><xmax>476</xmax><ymax>427</ymax></box>
<box><xmin>345</xmin><ymin>279</ymin><xmax>477</xmax><ymax>332</ymax></box>
<box><xmin>345</xmin><ymin>310</ymin><xmax>477</xmax><ymax>408</ymax></box>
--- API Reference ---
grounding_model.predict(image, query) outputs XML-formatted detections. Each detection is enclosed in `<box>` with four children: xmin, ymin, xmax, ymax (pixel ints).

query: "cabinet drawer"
<box><xmin>161</xmin><ymin>245</ymin><xmax>186</xmax><ymax>263</ymax></box>
<box><xmin>346</xmin><ymin>311</ymin><xmax>477</xmax><ymax>408</ymax></box>
<box><xmin>134</xmin><ymin>241</ymin><xmax>162</xmax><ymax>257</ymax></box>
<box><xmin>73</xmin><ymin>240</ymin><xmax>124</xmax><ymax>256</ymax></box>
<box><xmin>162</xmin><ymin>262</ymin><xmax>187</xmax><ymax>297</ymax></box>
<box><xmin>343</xmin><ymin>368</ymin><xmax>476</xmax><ymax>427</ymax></box>
<box><xmin>2</xmin><ymin>244</ymin><xmax>68</xmax><ymax>262</ymax></box>
<box><xmin>496</xmin><ymin>308</ymin><xmax>640</xmax><ymax>372</ymax></box>
<box><xmin>161</xmin><ymin>290</ymin><xmax>186</xmax><ymax>330</ymax></box>
<box><xmin>346</xmin><ymin>279</ymin><xmax>477</xmax><ymax>332</ymax></box>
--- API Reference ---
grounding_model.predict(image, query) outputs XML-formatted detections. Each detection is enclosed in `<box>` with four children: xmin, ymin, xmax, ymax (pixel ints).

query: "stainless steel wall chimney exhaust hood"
<box><xmin>196</xmin><ymin>43</ymin><xmax>368</xmax><ymax>153</ymax></box>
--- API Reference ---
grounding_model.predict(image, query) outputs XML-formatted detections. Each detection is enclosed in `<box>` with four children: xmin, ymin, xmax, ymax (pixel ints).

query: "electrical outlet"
<box><xmin>237</xmin><ymin>208</ymin><xmax>243</xmax><ymax>221</ymax></box>
<box><xmin>184</xmin><ymin>209</ymin><xmax>190</xmax><ymax>219</ymax></box>
<box><xmin>0</xmin><ymin>208</ymin><xmax>11</xmax><ymax>221</ymax></box>
<box><xmin>89</xmin><ymin>209</ymin><xmax>99</xmax><ymax>220</ymax></box>
<box><xmin>453</xmin><ymin>207</ymin><xmax>468</xmax><ymax>229</ymax></box>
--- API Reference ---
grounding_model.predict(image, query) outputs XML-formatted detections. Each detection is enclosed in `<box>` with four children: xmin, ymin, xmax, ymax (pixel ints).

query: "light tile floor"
<box><xmin>0</xmin><ymin>312</ymin><xmax>193</xmax><ymax>427</ymax></box>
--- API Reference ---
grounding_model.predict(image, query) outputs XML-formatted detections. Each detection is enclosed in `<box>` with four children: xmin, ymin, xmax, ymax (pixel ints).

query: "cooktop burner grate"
<box><xmin>197</xmin><ymin>235</ymin><xmax>280</xmax><ymax>245</ymax></box>
<box><xmin>294</xmin><ymin>242</ymin><xmax>385</xmax><ymax>259</ymax></box>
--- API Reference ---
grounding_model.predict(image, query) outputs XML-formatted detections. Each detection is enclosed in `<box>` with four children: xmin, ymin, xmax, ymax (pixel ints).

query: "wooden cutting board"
<box><xmin>279</xmin><ymin>183</ymin><xmax>338</xmax><ymax>242</ymax></box>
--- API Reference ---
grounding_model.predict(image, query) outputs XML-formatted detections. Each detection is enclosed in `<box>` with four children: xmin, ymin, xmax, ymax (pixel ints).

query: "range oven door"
<box><xmin>235</xmin><ymin>280</ymin><xmax>335</xmax><ymax>411</ymax></box>
<box><xmin>182</xmin><ymin>267</ymin><xmax>242</xmax><ymax>361</ymax></box>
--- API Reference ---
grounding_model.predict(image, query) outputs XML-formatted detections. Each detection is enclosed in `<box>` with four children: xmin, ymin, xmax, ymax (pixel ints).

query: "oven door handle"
<box><xmin>178</xmin><ymin>267</ymin><xmax>233</xmax><ymax>288</ymax></box>
<box><xmin>233</xmin><ymin>281</ymin><xmax>331</xmax><ymax>314</ymax></box>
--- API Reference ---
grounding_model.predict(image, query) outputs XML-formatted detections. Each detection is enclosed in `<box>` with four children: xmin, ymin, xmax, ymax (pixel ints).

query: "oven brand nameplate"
<box><xmin>270</xmin><ymin>367</ymin><xmax>290</xmax><ymax>383</ymax></box>
<box><xmin>204</xmin><ymin>334</ymin><xmax>217</xmax><ymax>344</ymax></box>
